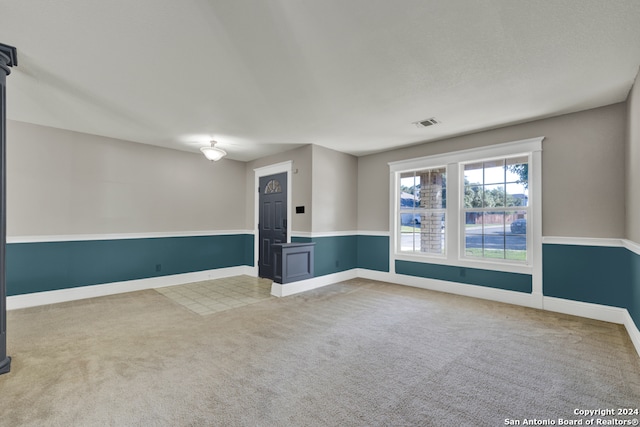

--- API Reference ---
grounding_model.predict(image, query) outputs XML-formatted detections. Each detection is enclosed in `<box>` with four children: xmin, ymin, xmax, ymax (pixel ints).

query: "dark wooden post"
<box><xmin>0</xmin><ymin>43</ymin><xmax>17</xmax><ymax>375</ymax></box>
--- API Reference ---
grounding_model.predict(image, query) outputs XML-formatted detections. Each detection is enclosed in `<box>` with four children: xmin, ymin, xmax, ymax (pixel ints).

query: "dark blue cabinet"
<box><xmin>272</xmin><ymin>243</ymin><xmax>315</xmax><ymax>284</ymax></box>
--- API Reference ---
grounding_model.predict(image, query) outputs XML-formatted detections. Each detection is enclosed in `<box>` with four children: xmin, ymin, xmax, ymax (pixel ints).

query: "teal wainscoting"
<box><xmin>6</xmin><ymin>234</ymin><xmax>254</xmax><ymax>296</ymax></box>
<box><xmin>291</xmin><ymin>234</ymin><xmax>390</xmax><ymax>277</ymax></box>
<box><xmin>357</xmin><ymin>235</ymin><xmax>389</xmax><ymax>272</ymax></box>
<box><xmin>395</xmin><ymin>260</ymin><xmax>532</xmax><ymax>293</ymax></box>
<box><xmin>292</xmin><ymin>235</ymin><xmax>357</xmax><ymax>277</ymax></box>
<box><xmin>542</xmin><ymin>244</ymin><xmax>631</xmax><ymax>309</ymax></box>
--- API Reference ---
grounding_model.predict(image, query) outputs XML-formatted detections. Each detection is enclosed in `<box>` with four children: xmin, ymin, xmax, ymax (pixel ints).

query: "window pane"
<box><xmin>483</xmin><ymin>211</ymin><xmax>505</xmax><ymax>235</ymax></box>
<box><xmin>419</xmin><ymin>212</ymin><xmax>445</xmax><ymax>255</ymax></box>
<box><xmin>400</xmin><ymin>172</ymin><xmax>417</xmax><ymax>209</ymax></box>
<box><xmin>507</xmin><ymin>211</ymin><xmax>527</xmax><ymax>235</ymax></box>
<box><xmin>484</xmin><ymin>159</ymin><xmax>505</xmax><ymax>185</ymax></box>
<box><xmin>400</xmin><ymin>212</ymin><xmax>446</xmax><ymax>255</ymax></box>
<box><xmin>398</xmin><ymin>167</ymin><xmax>447</xmax><ymax>257</ymax></box>
<box><xmin>506</xmin><ymin>211</ymin><xmax>527</xmax><ymax>261</ymax></box>
<box><xmin>483</xmin><ymin>184</ymin><xmax>505</xmax><ymax>208</ymax></box>
<box><xmin>464</xmin><ymin>211</ymin><xmax>529</xmax><ymax>261</ymax></box>
<box><xmin>465</xmin><ymin>211</ymin><xmax>483</xmax><ymax>229</ymax></box>
<box><xmin>464</xmin><ymin>185</ymin><xmax>483</xmax><ymax>208</ymax></box>
<box><xmin>506</xmin><ymin>183</ymin><xmax>528</xmax><ymax>207</ymax></box>
<box><xmin>464</xmin><ymin>162</ymin><xmax>483</xmax><ymax>186</ymax></box>
<box><xmin>437</xmin><ymin>168</ymin><xmax>447</xmax><ymax>209</ymax></box>
<box><xmin>506</xmin><ymin>156</ymin><xmax>528</xmax><ymax>188</ymax></box>
<box><xmin>264</xmin><ymin>179</ymin><xmax>282</xmax><ymax>194</ymax></box>
<box><xmin>400</xmin><ymin>228</ymin><xmax>418</xmax><ymax>252</ymax></box>
<box><xmin>416</xmin><ymin>168</ymin><xmax>446</xmax><ymax>209</ymax></box>
<box><xmin>464</xmin><ymin>211</ymin><xmax>484</xmax><ymax>257</ymax></box>
<box><xmin>483</xmin><ymin>221</ymin><xmax>506</xmax><ymax>258</ymax></box>
<box><xmin>505</xmin><ymin>235</ymin><xmax>527</xmax><ymax>261</ymax></box>
<box><xmin>400</xmin><ymin>192</ymin><xmax>418</xmax><ymax>209</ymax></box>
<box><xmin>459</xmin><ymin>155</ymin><xmax>531</xmax><ymax>263</ymax></box>
<box><xmin>483</xmin><ymin>212</ymin><xmax>505</xmax><ymax>259</ymax></box>
<box><xmin>400</xmin><ymin>212</ymin><xmax>420</xmax><ymax>228</ymax></box>
<box><xmin>422</xmin><ymin>233</ymin><xmax>445</xmax><ymax>255</ymax></box>
<box><xmin>483</xmin><ymin>244</ymin><xmax>505</xmax><ymax>259</ymax></box>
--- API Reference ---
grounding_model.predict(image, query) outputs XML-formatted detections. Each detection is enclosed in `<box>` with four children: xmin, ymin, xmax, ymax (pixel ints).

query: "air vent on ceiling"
<box><xmin>414</xmin><ymin>118</ymin><xmax>439</xmax><ymax>128</ymax></box>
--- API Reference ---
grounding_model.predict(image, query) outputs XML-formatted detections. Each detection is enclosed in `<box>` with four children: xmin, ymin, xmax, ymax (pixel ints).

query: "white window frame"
<box><xmin>396</xmin><ymin>166</ymin><xmax>448</xmax><ymax>258</ymax></box>
<box><xmin>389</xmin><ymin>137</ymin><xmax>543</xmax><ymax>279</ymax></box>
<box><xmin>459</xmin><ymin>154</ymin><xmax>531</xmax><ymax>266</ymax></box>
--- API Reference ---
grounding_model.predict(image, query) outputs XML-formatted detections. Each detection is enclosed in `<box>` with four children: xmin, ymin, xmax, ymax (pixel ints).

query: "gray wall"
<box><xmin>7</xmin><ymin>121</ymin><xmax>247</xmax><ymax>237</ymax></box>
<box><xmin>245</xmin><ymin>145</ymin><xmax>313</xmax><ymax>233</ymax></box>
<box><xmin>358</xmin><ymin>103</ymin><xmax>627</xmax><ymax>238</ymax></box>
<box><xmin>245</xmin><ymin>144</ymin><xmax>357</xmax><ymax>234</ymax></box>
<box><xmin>627</xmin><ymin>70</ymin><xmax>640</xmax><ymax>243</ymax></box>
<box><xmin>311</xmin><ymin>145</ymin><xmax>358</xmax><ymax>233</ymax></box>
<box><xmin>8</xmin><ymin>99</ymin><xmax>629</xmax><ymax>241</ymax></box>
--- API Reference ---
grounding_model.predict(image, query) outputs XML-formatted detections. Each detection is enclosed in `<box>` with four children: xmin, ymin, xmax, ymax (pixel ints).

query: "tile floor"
<box><xmin>154</xmin><ymin>275</ymin><xmax>273</xmax><ymax>316</ymax></box>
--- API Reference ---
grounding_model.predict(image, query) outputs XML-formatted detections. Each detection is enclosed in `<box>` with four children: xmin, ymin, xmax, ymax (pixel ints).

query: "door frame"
<box><xmin>254</xmin><ymin>161</ymin><xmax>292</xmax><ymax>276</ymax></box>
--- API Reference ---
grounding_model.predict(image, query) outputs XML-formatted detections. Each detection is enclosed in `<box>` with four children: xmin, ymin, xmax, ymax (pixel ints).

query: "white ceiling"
<box><xmin>1</xmin><ymin>0</ymin><xmax>640</xmax><ymax>161</ymax></box>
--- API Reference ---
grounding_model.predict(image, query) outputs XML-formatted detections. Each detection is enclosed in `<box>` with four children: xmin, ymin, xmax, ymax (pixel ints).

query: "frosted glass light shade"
<box><xmin>200</xmin><ymin>142</ymin><xmax>227</xmax><ymax>161</ymax></box>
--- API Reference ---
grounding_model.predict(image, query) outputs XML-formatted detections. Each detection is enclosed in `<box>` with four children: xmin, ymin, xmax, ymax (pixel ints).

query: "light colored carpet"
<box><xmin>1</xmin><ymin>278</ymin><xmax>639</xmax><ymax>426</ymax></box>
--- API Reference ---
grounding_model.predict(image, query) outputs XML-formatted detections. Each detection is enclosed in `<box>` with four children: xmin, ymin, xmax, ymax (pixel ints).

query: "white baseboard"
<box><xmin>623</xmin><ymin>310</ymin><xmax>640</xmax><ymax>358</ymax></box>
<box><xmin>542</xmin><ymin>296</ymin><xmax>626</xmax><ymax>324</ymax></box>
<box><xmin>7</xmin><ymin>266</ymin><xmax>254</xmax><ymax>310</ymax></box>
<box><xmin>355</xmin><ymin>268</ymin><xmax>393</xmax><ymax>282</ymax></box>
<box><xmin>270</xmin><ymin>270</ymin><xmax>358</xmax><ymax>297</ymax></box>
<box><xmin>245</xmin><ymin>265</ymin><xmax>259</xmax><ymax>277</ymax></box>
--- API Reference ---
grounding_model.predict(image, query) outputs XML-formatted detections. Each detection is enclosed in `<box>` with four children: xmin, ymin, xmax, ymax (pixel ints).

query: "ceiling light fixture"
<box><xmin>200</xmin><ymin>140</ymin><xmax>227</xmax><ymax>161</ymax></box>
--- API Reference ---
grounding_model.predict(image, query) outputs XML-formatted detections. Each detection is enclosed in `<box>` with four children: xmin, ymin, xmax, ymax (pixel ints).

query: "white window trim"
<box><xmin>458</xmin><ymin>153</ymin><xmax>532</xmax><ymax>267</ymax></box>
<box><xmin>396</xmin><ymin>166</ymin><xmax>448</xmax><ymax>259</ymax></box>
<box><xmin>389</xmin><ymin>137</ymin><xmax>543</xmax><ymax>279</ymax></box>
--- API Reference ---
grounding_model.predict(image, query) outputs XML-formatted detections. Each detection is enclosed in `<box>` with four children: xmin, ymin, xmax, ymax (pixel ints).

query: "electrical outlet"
<box><xmin>460</xmin><ymin>268</ymin><xmax>466</xmax><ymax>277</ymax></box>
<box><xmin>156</xmin><ymin>264</ymin><xmax>162</xmax><ymax>272</ymax></box>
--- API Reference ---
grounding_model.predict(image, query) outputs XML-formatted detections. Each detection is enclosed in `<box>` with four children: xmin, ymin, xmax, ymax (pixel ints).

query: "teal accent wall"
<box><xmin>357</xmin><ymin>235</ymin><xmax>389</xmax><ymax>272</ymax></box>
<box><xmin>395</xmin><ymin>260</ymin><xmax>532</xmax><ymax>293</ymax></box>
<box><xmin>291</xmin><ymin>234</ymin><xmax>390</xmax><ymax>277</ymax></box>
<box><xmin>543</xmin><ymin>243</ymin><xmax>639</xmax><ymax>330</ymax></box>
<box><xmin>6</xmin><ymin>234</ymin><xmax>254</xmax><ymax>296</ymax></box>
<box><xmin>631</xmin><ymin>250</ymin><xmax>640</xmax><ymax>330</ymax></box>
<box><xmin>542</xmin><ymin>244</ymin><xmax>631</xmax><ymax>309</ymax></box>
<box><xmin>292</xmin><ymin>235</ymin><xmax>358</xmax><ymax>277</ymax></box>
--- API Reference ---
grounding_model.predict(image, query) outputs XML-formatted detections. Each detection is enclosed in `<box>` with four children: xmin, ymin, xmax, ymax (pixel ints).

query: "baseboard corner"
<box><xmin>622</xmin><ymin>310</ymin><xmax>640</xmax><ymax>358</ymax></box>
<box><xmin>542</xmin><ymin>296</ymin><xmax>627</xmax><ymax>325</ymax></box>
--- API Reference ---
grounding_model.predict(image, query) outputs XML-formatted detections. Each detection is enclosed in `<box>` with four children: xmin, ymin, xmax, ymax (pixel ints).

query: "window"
<box><xmin>264</xmin><ymin>179</ymin><xmax>282</xmax><ymax>194</ymax></box>
<box><xmin>398</xmin><ymin>167</ymin><xmax>446</xmax><ymax>256</ymax></box>
<box><xmin>462</xmin><ymin>156</ymin><xmax>529</xmax><ymax>262</ymax></box>
<box><xmin>389</xmin><ymin>137</ymin><xmax>542</xmax><ymax>275</ymax></box>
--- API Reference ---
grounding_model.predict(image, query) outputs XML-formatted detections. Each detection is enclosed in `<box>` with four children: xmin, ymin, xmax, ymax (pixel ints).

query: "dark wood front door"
<box><xmin>258</xmin><ymin>172</ymin><xmax>287</xmax><ymax>279</ymax></box>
